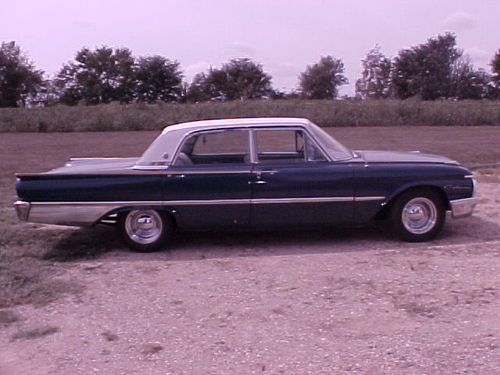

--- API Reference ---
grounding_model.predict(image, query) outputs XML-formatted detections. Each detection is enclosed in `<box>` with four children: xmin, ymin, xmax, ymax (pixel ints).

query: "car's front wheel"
<box><xmin>119</xmin><ymin>209</ymin><xmax>172</xmax><ymax>252</ymax></box>
<box><xmin>391</xmin><ymin>189</ymin><xmax>445</xmax><ymax>242</ymax></box>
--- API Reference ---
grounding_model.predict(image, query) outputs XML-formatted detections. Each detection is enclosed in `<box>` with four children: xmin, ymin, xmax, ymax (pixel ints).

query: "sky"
<box><xmin>1</xmin><ymin>0</ymin><xmax>498</xmax><ymax>95</ymax></box>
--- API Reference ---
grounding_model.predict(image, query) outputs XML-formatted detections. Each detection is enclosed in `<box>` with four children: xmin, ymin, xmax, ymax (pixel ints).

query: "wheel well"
<box><xmin>98</xmin><ymin>207</ymin><xmax>178</xmax><ymax>230</ymax></box>
<box><xmin>375</xmin><ymin>186</ymin><xmax>450</xmax><ymax>220</ymax></box>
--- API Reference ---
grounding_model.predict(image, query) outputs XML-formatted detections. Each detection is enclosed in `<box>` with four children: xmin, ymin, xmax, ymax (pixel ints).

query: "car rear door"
<box><xmin>164</xmin><ymin>128</ymin><xmax>252</xmax><ymax>229</ymax></box>
<box><xmin>249</xmin><ymin>128</ymin><xmax>354</xmax><ymax>227</ymax></box>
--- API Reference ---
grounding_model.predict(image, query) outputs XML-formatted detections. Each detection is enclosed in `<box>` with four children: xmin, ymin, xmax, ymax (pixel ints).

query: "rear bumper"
<box><xmin>14</xmin><ymin>201</ymin><xmax>30</xmax><ymax>221</ymax></box>
<box><xmin>450</xmin><ymin>197</ymin><xmax>478</xmax><ymax>218</ymax></box>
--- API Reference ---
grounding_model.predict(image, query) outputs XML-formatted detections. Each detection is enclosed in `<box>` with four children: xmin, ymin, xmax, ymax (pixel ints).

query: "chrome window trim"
<box><xmin>252</xmin><ymin>126</ymin><xmax>332</xmax><ymax>163</ymax></box>
<box><xmin>307</xmin><ymin>123</ymin><xmax>354</xmax><ymax>162</ymax></box>
<box><xmin>171</xmin><ymin>127</ymin><xmax>253</xmax><ymax>167</ymax></box>
<box><xmin>249</xmin><ymin>129</ymin><xmax>257</xmax><ymax>164</ymax></box>
<box><xmin>169</xmin><ymin>124</ymin><xmax>335</xmax><ymax>168</ymax></box>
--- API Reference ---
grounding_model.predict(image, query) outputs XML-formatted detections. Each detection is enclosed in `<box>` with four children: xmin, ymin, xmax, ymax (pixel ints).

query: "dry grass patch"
<box><xmin>10</xmin><ymin>325</ymin><xmax>59</xmax><ymax>341</ymax></box>
<box><xmin>1</xmin><ymin>100</ymin><xmax>500</xmax><ymax>132</ymax></box>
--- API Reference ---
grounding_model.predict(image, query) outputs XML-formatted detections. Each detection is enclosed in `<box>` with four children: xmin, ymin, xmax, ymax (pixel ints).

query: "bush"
<box><xmin>0</xmin><ymin>99</ymin><xmax>500</xmax><ymax>132</ymax></box>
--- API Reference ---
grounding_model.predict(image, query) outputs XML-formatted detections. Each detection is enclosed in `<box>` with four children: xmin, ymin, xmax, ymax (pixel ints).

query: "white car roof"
<box><xmin>161</xmin><ymin>117</ymin><xmax>311</xmax><ymax>134</ymax></box>
<box><xmin>136</xmin><ymin>117</ymin><xmax>314</xmax><ymax>167</ymax></box>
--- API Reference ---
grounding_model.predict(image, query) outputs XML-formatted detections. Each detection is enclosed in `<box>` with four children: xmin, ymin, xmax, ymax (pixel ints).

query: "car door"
<box><xmin>250</xmin><ymin>127</ymin><xmax>354</xmax><ymax>227</ymax></box>
<box><xmin>164</xmin><ymin>128</ymin><xmax>252</xmax><ymax>229</ymax></box>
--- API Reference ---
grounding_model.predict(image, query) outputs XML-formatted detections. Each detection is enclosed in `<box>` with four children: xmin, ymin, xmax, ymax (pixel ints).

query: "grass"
<box><xmin>10</xmin><ymin>325</ymin><xmax>59</xmax><ymax>341</ymax></box>
<box><xmin>1</xmin><ymin>99</ymin><xmax>500</xmax><ymax>132</ymax></box>
<box><xmin>0</xmin><ymin>127</ymin><xmax>499</xmax><ymax>310</ymax></box>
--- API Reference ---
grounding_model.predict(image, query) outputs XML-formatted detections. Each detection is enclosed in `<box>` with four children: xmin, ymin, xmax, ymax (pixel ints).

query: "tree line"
<box><xmin>0</xmin><ymin>33</ymin><xmax>499</xmax><ymax>108</ymax></box>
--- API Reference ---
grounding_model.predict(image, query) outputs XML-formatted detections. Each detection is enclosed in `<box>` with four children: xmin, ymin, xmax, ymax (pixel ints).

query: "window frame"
<box><xmin>251</xmin><ymin>126</ymin><xmax>330</xmax><ymax>164</ymax></box>
<box><xmin>171</xmin><ymin>127</ymin><xmax>253</xmax><ymax>167</ymax></box>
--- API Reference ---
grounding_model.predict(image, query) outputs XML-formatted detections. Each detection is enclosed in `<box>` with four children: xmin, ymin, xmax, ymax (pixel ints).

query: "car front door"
<box><xmin>250</xmin><ymin>128</ymin><xmax>354</xmax><ymax>227</ymax></box>
<box><xmin>164</xmin><ymin>128</ymin><xmax>252</xmax><ymax>229</ymax></box>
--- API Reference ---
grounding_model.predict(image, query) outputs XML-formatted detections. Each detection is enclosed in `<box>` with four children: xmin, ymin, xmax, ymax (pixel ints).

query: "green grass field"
<box><xmin>1</xmin><ymin>99</ymin><xmax>500</xmax><ymax>132</ymax></box>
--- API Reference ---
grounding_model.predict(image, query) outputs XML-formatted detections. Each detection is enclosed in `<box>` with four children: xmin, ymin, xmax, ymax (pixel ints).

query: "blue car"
<box><xmin>14</xmin><ymin>118</ymin><xmax>477</xmax><ymax>251</ymax></box>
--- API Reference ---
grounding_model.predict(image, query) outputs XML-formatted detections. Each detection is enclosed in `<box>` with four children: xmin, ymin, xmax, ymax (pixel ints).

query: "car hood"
<box><xmin>45</xmin><ymin>157</ymin><xmax>140</xmax><ymax>175</ymax></box>
<box><xmin>355</xmin><ymin>150</ymin><xmax>458</xmax><ymax>165</ymax></box>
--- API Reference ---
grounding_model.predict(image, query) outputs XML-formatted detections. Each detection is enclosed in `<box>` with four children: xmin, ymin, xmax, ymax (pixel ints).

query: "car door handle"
<box><xmin>249</xmin><ymin>180</ymin><xmax>267</xmax><ymax>185</ymax></box>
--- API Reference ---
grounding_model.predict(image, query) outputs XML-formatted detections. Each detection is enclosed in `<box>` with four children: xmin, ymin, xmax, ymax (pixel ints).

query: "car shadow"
<box><xmin>45</xmin><ymin>214</ymin><xmax>500</xmax><ymax>263</ymax></box>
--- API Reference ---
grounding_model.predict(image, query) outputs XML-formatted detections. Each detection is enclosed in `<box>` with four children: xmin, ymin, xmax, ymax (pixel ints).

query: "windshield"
<box><xmin>308</xmin><ymin>123</ymin><xmax>353</xmax><ymax>160</ymax></box>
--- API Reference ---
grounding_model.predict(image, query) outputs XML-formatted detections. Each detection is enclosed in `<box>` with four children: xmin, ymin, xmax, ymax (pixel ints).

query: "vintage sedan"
<box><xmin>14</xmin><ymin>117</ymin><xmax>477</xmax><ymax>251</ymax></box>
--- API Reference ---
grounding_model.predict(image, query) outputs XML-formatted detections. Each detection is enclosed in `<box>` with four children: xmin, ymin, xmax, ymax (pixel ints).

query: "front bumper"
<box><xmin>450</xmin><ymin>197</ymin><xmax>478</xmax><ymax>218</ymax></box>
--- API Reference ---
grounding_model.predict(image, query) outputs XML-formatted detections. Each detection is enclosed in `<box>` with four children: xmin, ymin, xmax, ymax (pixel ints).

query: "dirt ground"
<box><xmin>1</xmin><ymin>127</ymin><xmax>500</xmax><ymax>374</ymax></box>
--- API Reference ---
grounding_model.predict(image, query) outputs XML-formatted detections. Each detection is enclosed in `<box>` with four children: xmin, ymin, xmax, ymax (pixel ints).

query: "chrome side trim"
<box><xmin>164</xmin><ymin>199</ymin><xmax>251</xmax><ymax>205</ymax></box>
<box><xmin>167</xmin><ymin>169</ymin><xmax>252</xmax><ymax>175</ymax></box>
<box><xmin>354</xmin><ymin>196</ymin><xmax>386</xmax><ymax>202</ymax></box>
<box><xmin>28</xmin><ymin>196</ymin><xmax>385</xmax><ymax>207</ymax></box>
<box><xmin>29</xmin><ymin>201</ymin><xmax>164</xmax><ymax>206</ymax></box>
<box><xmin>252</xmin><ymin>197</ymin><xmax>353</xmax><ymax>204</ymax></box>
<box><xmin>450</xmin><ymin>197</ymin><xmax>478</xmax><ymax>218</ymax></box>
<box><xmin>132</xmin><ymin>165</ymin><xmax>168</xmax><ymax>171</ymax></box>
<box><xmin>20</xmin><ymin>196</ymin><xmax>387</xmax><ymax>226</ymax></box>
<box><xmin>27</xmin><ymin>203</ymin><xmax>122</xmax><ymax>227</ymax></box>
<box><xmin>70</xmin><ymin>157</ymin><xmax>129</xmax><ymax>161</ymax></box>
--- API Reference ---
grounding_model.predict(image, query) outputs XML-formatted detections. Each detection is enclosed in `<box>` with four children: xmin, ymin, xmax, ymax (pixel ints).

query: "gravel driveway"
<box><xmin>1</xmin><ymin>176</ymin><xmax>499</xmax><ymax>375</ymax></box>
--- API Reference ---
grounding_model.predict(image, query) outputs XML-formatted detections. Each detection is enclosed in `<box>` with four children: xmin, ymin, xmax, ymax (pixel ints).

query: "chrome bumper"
<box><xmin>450</xmin><ymin>197</ymin><xmax>478</xmax><ymax>218</ymax></box>
<box><xmin>14</xmin><ymin>201</ymin><xmax>31</xmax><ymax>221</ymax></box>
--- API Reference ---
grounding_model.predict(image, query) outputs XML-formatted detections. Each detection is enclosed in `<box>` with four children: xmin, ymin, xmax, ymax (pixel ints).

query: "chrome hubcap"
<box><xmin>125</xmin><ymin>210</ymin><xmax>163</xmax><ymax>244</ymax></box>
<box><xmin>402</xmin><ymin>197</ymin><xmax>437</xmax><ymax>234</ymax></box>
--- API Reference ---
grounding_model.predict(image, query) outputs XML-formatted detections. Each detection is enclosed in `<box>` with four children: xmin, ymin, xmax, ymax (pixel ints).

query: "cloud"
<box><xmin>443</xmin><ymin>12</ymin><xmax>476</xmax><ymax>31</ymax></box>
<box><xmin>264</xmin><ymin>61</ymin><xmax>301</xmax><ymax>91</ymax></box>
<box><xmin>464</xmin><ymin>47</ymin><xmax>491</xmax><ymax>67</ymax></box>
<box><xmin>183</xmin><ymin>61</ymin><xmax>211</xmax><ymax>82</ymax></box>
<box><xmin>73</xmin><ymin>19</ymin><xmax>93</xmax><ymax>29</ymax></box>
<box><xmin>224</xmin><ymin>42</ymin><xmax>256</xmax><ymax>57</ymax></box>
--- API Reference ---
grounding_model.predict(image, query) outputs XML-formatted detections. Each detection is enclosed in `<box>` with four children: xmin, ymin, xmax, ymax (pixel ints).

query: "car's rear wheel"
<box><xmin>391</xmin><ymin>189</ymin><xmax>445</xmax><ymax>242</ymax></box>
<box><xmin>120</xmin><ymin>209</ymin><xmax>172</xmax><ymax>252</ymax></box>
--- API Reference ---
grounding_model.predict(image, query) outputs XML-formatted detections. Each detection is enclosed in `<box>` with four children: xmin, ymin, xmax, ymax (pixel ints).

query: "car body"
<box><xmin>14</xmin><ymin>117</ymin><xmax>477</xmax><ymax>251</ymax></box>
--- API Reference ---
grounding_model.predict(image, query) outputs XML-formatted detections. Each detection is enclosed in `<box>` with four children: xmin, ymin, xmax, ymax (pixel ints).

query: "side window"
<box><xmin>174</xmin><ymin>129</ymin><xmax>250</xmax><ymax>166</ymax></box>
<box><xmin>255</xmin><ymin>129</ymin><xmax>327</xmax><ymax>163</ymax></box>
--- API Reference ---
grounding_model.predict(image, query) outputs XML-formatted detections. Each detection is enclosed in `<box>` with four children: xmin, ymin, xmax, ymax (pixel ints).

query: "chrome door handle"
<box><xmin>249</xmin><ymin>180</ymin><xmax>267</xmax><ymax>185</ymax></box>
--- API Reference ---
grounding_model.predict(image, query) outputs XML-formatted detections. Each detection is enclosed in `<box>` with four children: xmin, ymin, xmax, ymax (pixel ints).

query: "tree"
<box><xmin>186</xmin><ymin>58</ymin><xmax>273</xmax><ymax>102</ymax></box>
<box><xmin>355</xmin><ymin>45</ymin><xmax>392</xmax><ymax>99</ymax></box>
<box><xmin>0</xmin><ymin>41</ymin><xmax>44</xmax><ymax>107</ymax></box>
<box><xmin>392</xmin><ymin>33</ymin><xmax>462</xmax><ymax>100</ymax></box>
<box><xmin>223</xmin><ymin>58</ymin><xmax>273</xmax><ymax>100</ymax></box>
<box><xmin>299</xmin><ymin>56</ymin><xmax>348</xmax><ymax>99</ymax></box>
<box><xmin>450</xmin><ymin>55</ymin><xmax>491</xmax><ymax>100</ymax></box>
<box><xmin>491</xmin><ymin>50</ymin><xmax>500</xmax><ymax>99</ymax></box>
<box><xmin>135</xmin><ymin>56</ymin><xmax>183</xmax><ymax>103</ymax></box>
<box><xmin>54</xmin><ymin>46</ymin><xmax>135</xmax><ymax>105</ymax></box>
<box><xmin>187</xmin><ymin>69</ymin><xmax>228</xmax><ymax>102</ymax></box>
